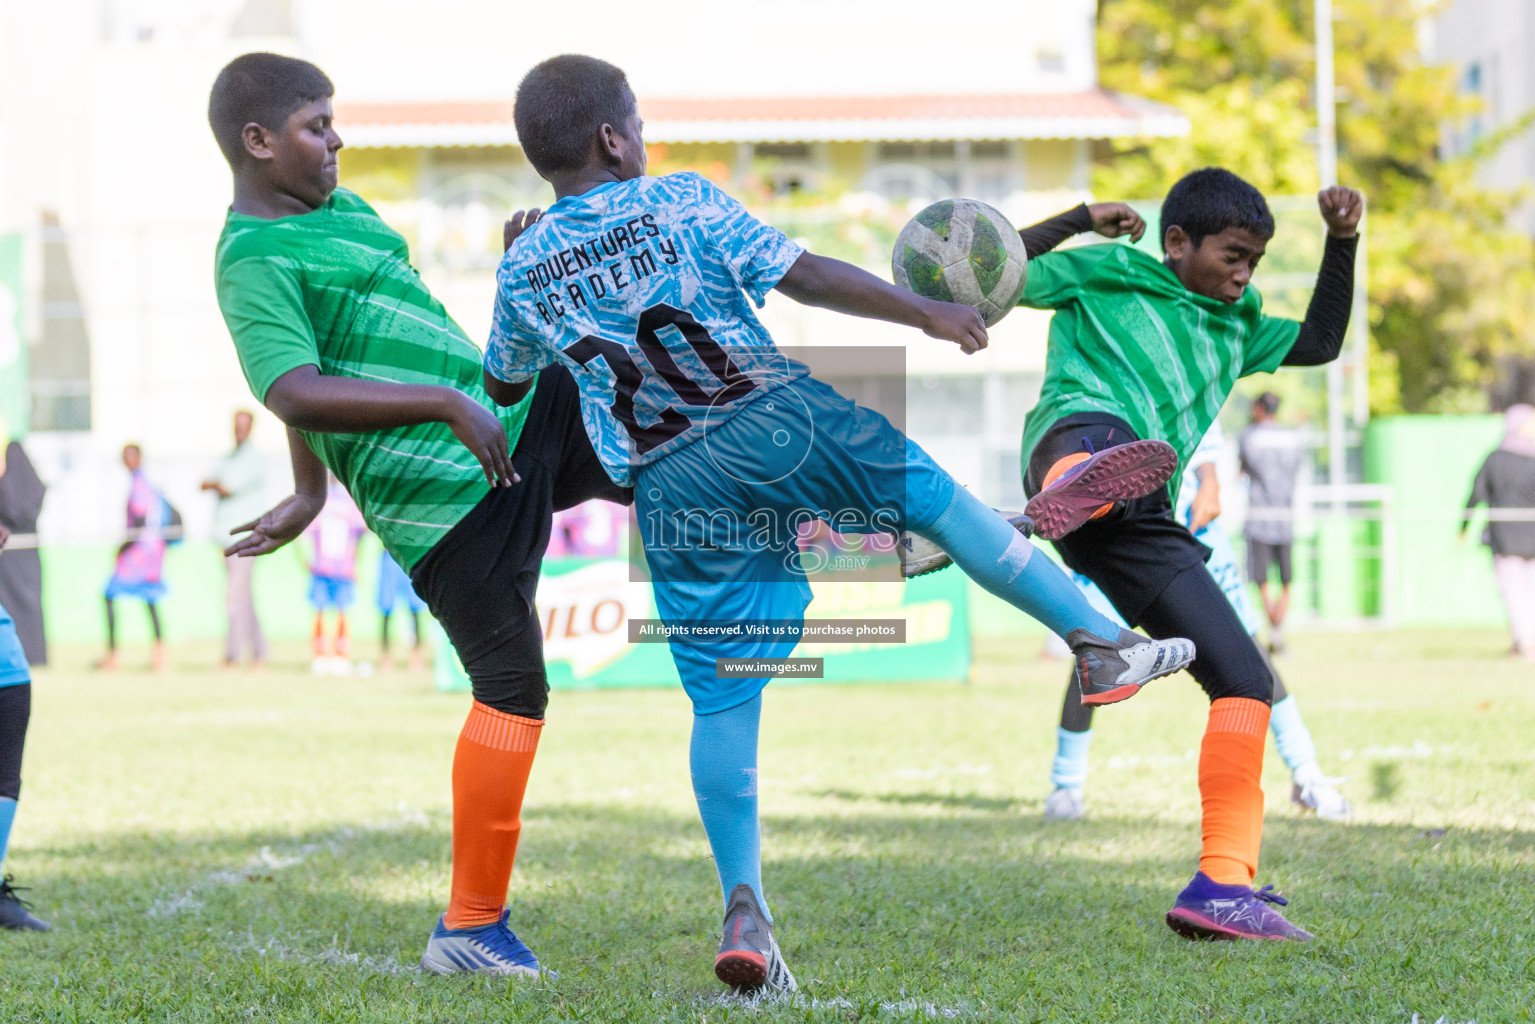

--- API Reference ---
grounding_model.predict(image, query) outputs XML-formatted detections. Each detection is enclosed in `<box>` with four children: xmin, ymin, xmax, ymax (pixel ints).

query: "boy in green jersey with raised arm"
<box><xmin>1015</xmin><ymin>168</ymin><xmax>1363</xmax><ymax>941</ymax></box>
<box><xmin>209</xmin><ymin>52</ymin><xmax>629</xmax><ymax>976</ymax></box>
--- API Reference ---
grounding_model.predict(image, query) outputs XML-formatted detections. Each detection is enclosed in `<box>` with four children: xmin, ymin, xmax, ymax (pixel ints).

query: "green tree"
<box><xmin>1095</xmin><ymin>0</ymin><xmax>1535</xmax><ymax>413</ymax></box>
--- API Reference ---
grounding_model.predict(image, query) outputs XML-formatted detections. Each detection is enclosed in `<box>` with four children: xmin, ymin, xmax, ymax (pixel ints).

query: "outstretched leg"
<box><xmin>911</xmin><ymin>484</ymin><xmax>1193</xmax><ymax>703</ymax></box>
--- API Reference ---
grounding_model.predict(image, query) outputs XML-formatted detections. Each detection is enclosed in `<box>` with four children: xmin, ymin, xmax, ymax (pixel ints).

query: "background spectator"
<box><xmin>0</xmin><ymin>420</ymin><xmax>46</xmax><ymax>666</ymax></box>
<box><xmin>1240</xmin><ymin>392</ymin><xmax>1304</xmax><ymax>654</ymax></box>
<box><xmin>1463</xmin><ymin>404</ymin><xmax>1535</xmax><ymax>660</ymax></box>
<box><xmin>99</xmin><ymin>444</ymin><xmax>173</xmax><ymax>672</ymax></box>
<box><xmin>201</xmin><ymin>410</ymin><xmax>268</xmax><ymax>669</ymax></box>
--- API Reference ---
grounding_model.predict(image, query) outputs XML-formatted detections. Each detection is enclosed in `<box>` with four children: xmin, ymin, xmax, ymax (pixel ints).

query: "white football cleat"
<box><xmin>899</xmin><ymin>511</ymin><xmax>1033</xmax><ymax>579</ymax></box>
<box><xmin>1291</xmin><ymin>762</ymin><xmax>1352</xmax><ymax>822</ymax></box>
<box><xmin>1043</xmin><ymin>786</ymin><xmax>1085</xmax><ymax>820</ymax></box>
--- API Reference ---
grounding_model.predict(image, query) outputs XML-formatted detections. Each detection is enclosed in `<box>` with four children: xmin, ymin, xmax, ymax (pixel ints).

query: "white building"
<box><xmin>0</xmin><ymin>0</ymin><xmax>1185</xmax><ymax>549</ymax></box>
<box><xmin>1432</xmin><ymin>0</ymin><xmax>1535</xmax><ymax>406</ymax></box>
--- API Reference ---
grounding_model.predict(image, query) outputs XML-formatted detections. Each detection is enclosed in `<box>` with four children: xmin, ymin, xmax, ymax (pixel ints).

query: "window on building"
<box><xmin>31</xmin><ymin>212</ymin><xmax>91</xmax><ymax>432</ymax></box>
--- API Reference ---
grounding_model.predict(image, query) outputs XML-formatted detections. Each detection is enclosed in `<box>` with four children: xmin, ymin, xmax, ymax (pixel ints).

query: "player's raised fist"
<box><xmin>503</xmin><ymin>209</ymin><xmax>542</xmax><ymax>252</ymax></box>
<box><xmin>1317</xmin><ymin>186</ymin><xmax>1363</xmax><ymax>238</ymax></box>
<box><xmin>1087</xmin><ymin>202</ymin><xmax>1146</xmax><ymax>243</ymax></box>
<box><xmin>922</xmin><ymin>299</ymin><xmax>989</xmax><ymax>354</ymax></box>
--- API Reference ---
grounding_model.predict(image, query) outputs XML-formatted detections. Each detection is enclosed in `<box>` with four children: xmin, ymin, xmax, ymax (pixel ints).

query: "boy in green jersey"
<box><xmin>1014</xmin><ymin>169</ymin><xmax>1363</xmax><ymax>941</ymax></box>
<box><xmin>209</xmin><ymin>52</ymin><xmax>629</xmax><ymax>976</ymax></box>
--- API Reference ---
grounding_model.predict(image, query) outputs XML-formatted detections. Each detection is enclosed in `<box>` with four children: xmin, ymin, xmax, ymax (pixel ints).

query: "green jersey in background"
<box><xmin>1019</xmin><ymin>243</ymin><xmax>1299</xmax><ymax>501</ymax></box>
<box><xmin>214</xmin><ymin>188</ymin><xmax>532</xmax><ymax>570</ymax></box>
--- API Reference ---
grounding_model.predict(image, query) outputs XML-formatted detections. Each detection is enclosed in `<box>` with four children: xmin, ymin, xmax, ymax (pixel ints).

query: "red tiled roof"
<box><xmin>334</xmin><ymin>90</ymin><xmax>1186</xmax><ymax>146</ymax></box>
<box><xmin>340</xmin><ymin>91</ymin><xmax>1155</xmax><ymax>127</ymax></box>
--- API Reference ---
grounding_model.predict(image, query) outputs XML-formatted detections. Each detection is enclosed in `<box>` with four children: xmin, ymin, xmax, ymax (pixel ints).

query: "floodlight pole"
<box><xmin>1316</xmin><ymin>0</ymin><xmax>1347</xmax><ymax>502</ymax></box>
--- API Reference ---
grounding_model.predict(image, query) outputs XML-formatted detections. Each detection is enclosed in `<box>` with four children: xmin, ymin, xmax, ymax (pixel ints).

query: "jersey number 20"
<box><xmin>565</xmin><ymin>303</ymin><xmax>757</xmax><ymax>456</ymax></box>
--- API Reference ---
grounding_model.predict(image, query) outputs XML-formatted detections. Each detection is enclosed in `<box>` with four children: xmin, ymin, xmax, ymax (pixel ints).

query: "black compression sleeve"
<box><xmin>0</xmin><ymin>683</ymin><xmax>28</xmax><ymax>800</ymax></box>
<box><xmin>1281</xmin><ymin>234</ymin><xmax>1359</xmax><ymax>366</ymax></box>
<box><xmin>1019</xmin><ymin>204</ymin><xmax>1095</xmax><ymax>259</ymax></box>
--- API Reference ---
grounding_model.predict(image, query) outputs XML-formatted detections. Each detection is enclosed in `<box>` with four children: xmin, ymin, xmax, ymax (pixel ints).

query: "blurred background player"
<box><xmin>302</xmin><ymin>477</ymin><xmax>365</xmax><ymax>675</ymax></box>
<box><xmin>1015</xmin><ymin>169</ymin><xmax>1362</xmax><ymax>941</ymax></box>
<box><xmin>0</xmin><ymin>420</ymin><xmax>47</xmax><ymax>668</ymax></box>
<box><xmin>1240</xmin><ymin>391</ymin><xmax>1304</xmax><ymax>654</ymax></box>
<box><xmin>201</xmin><ymin>410</ymin><xmax>269</xmax><ymax>670</ymax></box>
<box><xmin>1462</xmin><ymin>404</ymin><xmax>1535</xmax><ymax>660</ymax></box>
<box><xmin>0</xmin><ymin>523</ymin><xmax>46</xmax><ymax>932</ymax></box>
<box><xmin>1043</xmin><ymin>421</ymin><xmax>1351</xmax><ymax>823</ymax></box>
<box><xmin>98</xmin><ymin>444</ymin><xmax>173</xmax><ymax>672</ymax></box>
<box><xmin>487</xmin><ymin>54</ymin><xmax>1194</xmax><ymax>995</ymax></box>
<box><xmin>376</xmin><ymin>550</ymin><xmax>426</xmax><ymax>672</ymax></box>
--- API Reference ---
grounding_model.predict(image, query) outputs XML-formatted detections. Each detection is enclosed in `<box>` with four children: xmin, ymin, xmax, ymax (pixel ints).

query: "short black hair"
<box><xmin>1159</xmin><ymin>168</ymin><xmax>1275</xmax><ymax>252</ymax></box>
<box><xmin>208</xmin><ymin>52</ymin><xmax>334</xmax><ymax>167</ymax></box>
<box><xmin>514</xmin><ymin>55</ymin><xmax>635</xmax><ymax>177</ymax></box>
<box><xmin>1255</xmin><ymin>391</ymin><xmax>1281</xmax><ymax>415</ymax></box>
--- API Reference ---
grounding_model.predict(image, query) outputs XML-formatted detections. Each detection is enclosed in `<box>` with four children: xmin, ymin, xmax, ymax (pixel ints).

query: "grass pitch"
<box><xmin>0</xmin><ymin>629</ymin><xmax>1530</xmax><ymax>1022</ymax></box>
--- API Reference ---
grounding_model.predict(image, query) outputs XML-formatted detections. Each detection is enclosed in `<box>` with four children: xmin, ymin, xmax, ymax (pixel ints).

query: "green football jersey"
<box><xmin>214</xmin><ymin>188</ymin><xmax>532</xmax><ymax>570</ymax></box>
<box><xmin>1019</xmin><ymin>243</ymin><xmax>1299</xmax><ymax>501</ymax></box>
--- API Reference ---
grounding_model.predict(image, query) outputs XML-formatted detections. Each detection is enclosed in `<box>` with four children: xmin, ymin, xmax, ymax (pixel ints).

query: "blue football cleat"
<box><xmin>419</xmin><ymin>909</ymin><xmax>544</xmax><ymax>977</ymax></box>
<box><xmin>1165</xmin><ymin>871</ymin><xmax>1313</xmax><ymax>941</ymax></box>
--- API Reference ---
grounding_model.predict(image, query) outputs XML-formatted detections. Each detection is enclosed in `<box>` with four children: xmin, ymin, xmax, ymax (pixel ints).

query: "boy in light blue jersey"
<box><xmin>1042</xmin><ymin>422</ymin><xmax>1351</xmax><ymax>824</ymax></box>
<box><xmin>483</xmin><ymin>55</ymin><xmax>1196</xmax><ymax>995</ymax></box>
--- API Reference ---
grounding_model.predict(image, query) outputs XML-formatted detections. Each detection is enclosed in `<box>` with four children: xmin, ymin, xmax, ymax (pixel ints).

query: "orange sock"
<box><xmin>445</xmin><ymin>701</ymin><xmax>543</xmax><ymax>930</ymax></box>
<box><xmin>335</xmin><ymin>612</ymin><xmax>349</xmax><ymax>656</ymax></box>
<box><xmin>311</xmin><ymin>613</ymin><xmax>325</xmax><ymax>656</ymax></box>
<box><xmin>1197</xmin><ymin>697</ymin><xmax>1271</xmax><ymax>886</ymax></box>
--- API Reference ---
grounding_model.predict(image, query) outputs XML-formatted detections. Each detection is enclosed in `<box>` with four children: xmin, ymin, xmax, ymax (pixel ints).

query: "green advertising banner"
<box><xmin>0</xmin><ymin>235</ymin><xmax>28</xmax><ymax>439</ymax></box>
<box><xmin>435</xmin><ymin>557</ymin><xmax>972</xmax><ymax>693</ymax></box>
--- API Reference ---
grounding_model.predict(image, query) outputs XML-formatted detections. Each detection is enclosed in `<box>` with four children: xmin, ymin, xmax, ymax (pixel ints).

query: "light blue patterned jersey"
<box><xmin>485</xmin><ymin>173</ymin><xmax>807</xmax><ymax>486</ymax></box>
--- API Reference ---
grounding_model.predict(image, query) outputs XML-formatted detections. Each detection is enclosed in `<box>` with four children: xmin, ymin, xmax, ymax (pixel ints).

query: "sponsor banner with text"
<box><xmin>435</xmin><ymin>556</ymin><xmax>970</xmax><ymax>692</ymax></box>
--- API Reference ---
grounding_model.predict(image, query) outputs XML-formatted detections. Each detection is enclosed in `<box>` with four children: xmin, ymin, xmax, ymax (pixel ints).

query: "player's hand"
<box><xmin>0</xmin><ymin>523</ymin><xmax>10</xmax><ymax>550</ymax></box>
<box><xmin>1087</xmin><ymin>202</ymin><xmax>1146</xmax><ymax>243</ymax></box>
<box><xmin>446</xmin><ymin>391</ymin><xmax>520</xmax><ymax>487</ymax></box>
<box><xmin>504</xmin><ymin>209</ymin><xmax>542</xmax><ymax>252</ymax></box>
<box><xmin>1189</xmin><ymin>483</ymin><xmax>1221</xmax><ymax>532</ymax></box>
<box><xmin>921</xmin><ymin>300</ymin><xmax>989</xmax><ymax>354</ymax></box>
<box><xmin>1318</xmin><ymin>186</ymin><xmax>1363</xmax><ymax>238</ymax></box>
<box><xmin>225</xmin><ymin>494</ymin><xmax>321</xmax><ymax>558</ymax></box>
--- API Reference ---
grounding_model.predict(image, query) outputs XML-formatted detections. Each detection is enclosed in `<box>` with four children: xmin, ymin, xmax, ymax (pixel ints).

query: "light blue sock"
<box><xmin>1268</xmin><ymin>695</ymin><xmax>1317</xmax><ymax>773</ymax></box>
<box><xmin>1050</xmin><ymin>728</ymin><xmax>1093</xmax><ymax>789</ymax></box>
<box><xmin>0</xmin><ymin>797</ymin><xmax>15</xmax><ymax>867</ymax></box>
<box><xmin>915</xmin><ymin>487</ymin><xmax>1118</xmax><ymax>640</ymax></box>
<box><xmin>690</xmin><ymin>693</ymin><xmax>770</xmax><ymax>921</ymax></box>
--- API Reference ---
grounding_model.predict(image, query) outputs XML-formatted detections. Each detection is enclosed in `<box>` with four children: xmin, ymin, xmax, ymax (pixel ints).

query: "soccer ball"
<box><xmin>892</xmin><ymin>198</ymin><xmax>1028</xmax><ymax>327</ymax></box>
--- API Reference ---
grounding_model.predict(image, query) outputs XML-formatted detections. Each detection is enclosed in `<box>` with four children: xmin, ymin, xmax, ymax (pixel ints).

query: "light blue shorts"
<box><xmin>637</xmin><ymin>376</ymin><xmax>956</xmax><ymax>714</ymax></box>
<box><xmin>309</xmin><ymin>575</ymin><xmax>356</xmax><ymax>612</ymax></box>
<box><xmin>375</xmin><ymin>552</ymin><xmax>427</xmax><ymax>615</ymax></box>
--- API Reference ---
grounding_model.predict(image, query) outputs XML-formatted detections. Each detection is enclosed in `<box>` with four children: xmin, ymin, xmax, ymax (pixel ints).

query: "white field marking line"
<box><xmin>712</xmin><ymin>991</ymin><xmax>969</xmax><ymax>1018</ymax></box>
<box><xmin>230</xmin><ymin>931</ymin><xmax>412</xmax><ymax>977</ymax></box>
<box><xmin>145</xmin><ymin>809</ymin><xmax>431</xmax><ymax>920</ymax></box>
<box><xmin>1409</xmin><ymin>1016</ymin><xmax>1478</xmax><ymax>1024</ymax></box>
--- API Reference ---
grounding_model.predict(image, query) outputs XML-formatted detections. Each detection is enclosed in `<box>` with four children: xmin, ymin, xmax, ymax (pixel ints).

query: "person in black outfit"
<box><xmin>1463</xmin><ymin>404</ymin><xmax>1535</xmax><ymax>660</ymax></box>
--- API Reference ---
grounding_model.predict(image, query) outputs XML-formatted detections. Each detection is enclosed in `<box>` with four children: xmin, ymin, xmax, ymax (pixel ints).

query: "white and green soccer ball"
<box><xmin>891</xmin><ymin>198</ymin><xmax>1027</xmax><ymax>327</ymax></box>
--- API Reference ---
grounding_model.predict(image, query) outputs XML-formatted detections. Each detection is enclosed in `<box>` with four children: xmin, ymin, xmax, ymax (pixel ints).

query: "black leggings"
<box><xmin>0</xmin><ymin>684</ymin><xmax>29</xmax><ymax>801</ymax></box>
<box><xmin>409</xmin><ymin>367</ymin><xmax>632</xmax><ymax>718</ymax></box>
<box><xmin>105</xmin><ymin>599</ymin><xmax>161</xmax><ymax>650</ymax></box>
<box><xmin>380</xmin><ymin>610</ymin><xmax>421</xmax><ymax>651</ymax></box>
<box><xmin>1057</xmin><ymin>564</ymin><xmax>1278</xmax><ymax>732</ymax></box>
